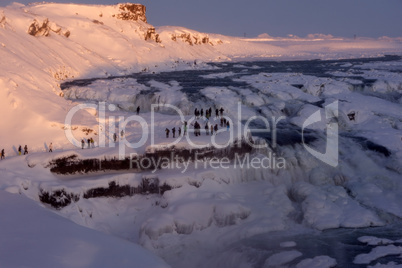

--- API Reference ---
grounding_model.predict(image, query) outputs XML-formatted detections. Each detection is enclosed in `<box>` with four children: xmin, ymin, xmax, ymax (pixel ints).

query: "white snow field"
<box><xmin>0</xmin><ymin>2</ymin><xmax>402</xmax><ymax>268</ymax></box>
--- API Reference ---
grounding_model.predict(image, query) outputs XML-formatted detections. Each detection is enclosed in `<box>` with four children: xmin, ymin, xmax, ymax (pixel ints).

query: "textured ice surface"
<box><xmin>296</xmin><ymin>256</ymin><xmax>337</xmax><ymax>268</ymax></box>
<box><xmin>354</xmin><ymin>245</ymin><xmax>402</xmax><ymax>264</ymax></box>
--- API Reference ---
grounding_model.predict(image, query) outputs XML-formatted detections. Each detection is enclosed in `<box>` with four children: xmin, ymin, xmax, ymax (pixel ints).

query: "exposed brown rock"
<box><xmin>170</xmin><ymin>33</ymin><xmax>212</xmax><ymax>46</ymax></box>
<box><xmin>28</xmin><ymin>18</ymin><xmax>50</xmax><ymax>36</ymax></box>
<box><xmin>145</xmin><ymin>27</ymin><xmax>161</xmax><ymax>43</ymax></box>
<box><xmin>202</xmin><ymin>36</ymin><xmax>209</xmax><ymax>44</ymax></box>
<box><xmin>116</xmin><ymin>3</ymin><xmax>147</xmax><ymax>23</ymax></box>
<box><xmin>92</xmin><ymin>19</ymin><xmax>104</xmax><ymax>25</ymax></box>
<box><xmin>64</xmin><ymin>30</ymin><xmax>70</xmax><ymax>38</ymax></box>
<box><xmin>27</xmin><ymin>18</ymin><xmax>70</xmax><ymax>37</ymax></box>
<box><xmin>0</xmin><ymin>15</ymin><xmax>6</xmax><ymax>28</ymax></box>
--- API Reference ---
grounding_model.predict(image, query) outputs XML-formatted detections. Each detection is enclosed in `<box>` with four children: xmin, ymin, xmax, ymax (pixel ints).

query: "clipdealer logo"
<box><xmin>302</xmin><ymin>101</ymin><xmax>339</xmax><ymax>167</ymax></box>
<box><xmin>63</xmin><ymin>102</ymin><xmax>285</xmax><ymax>157</ymax></box>
<box><xmin>63</xmin><ymin>101</ymin><xmax>339</xmax><ymax>169</ymax></box>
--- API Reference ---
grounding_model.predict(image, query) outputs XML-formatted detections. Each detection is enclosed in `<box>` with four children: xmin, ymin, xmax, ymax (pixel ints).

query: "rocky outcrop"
<box><xmin>113</xmin><ymin>4</ymin><xmax>161</xmax><ymax>43</ymax></box>
<box><xmin>171</xmin><ymin>33</ymin><xmax>213</xmax><ymax>46</ymax></box>
<box><xmin>27</xmin><ymin>18</ymin><xmax>70</xmax><ymax>37</ymax></box>
<box><xmin>83</xmin><ymin>178</ymin><xmax>172</xmax><ymax>199</ymax></box>
<box><xmin>39</xmin><ymin>179</ymin><xmax>173</xmax><ymax>209</ymax></box>
<box><xmin>0</xmin><ymin>15</ymin><xmax>6</xmax><ymax>28</ymax></box>
<box><xmin>39</xmin><ymin>189</ymin><xmax>80</xmax><ymax>209</ymax></box>
<box><xmin>114</xmin><ymin>3</ymin><xmax>147</xmax><ymax>23</ymax></box>
<box><xmin>47</xmin><ymin>138</ymin><xmax>254</xmax><ymax>175</ymax></box>
<box><xmin>145</xmin><ymin>27</ymin><xmax>161</xmax><ymax>43</ymax></box>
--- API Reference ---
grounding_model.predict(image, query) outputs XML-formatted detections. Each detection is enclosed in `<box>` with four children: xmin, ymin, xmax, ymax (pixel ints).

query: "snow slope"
<box><xmin>0</xmin><ymin>2</ymin><xmax>402</xmax><ymax>268</ymax></box>
<box><xmin>0</xmin><ymin>190</ymin><xmax>169</xmax><ymax>268</ymax></box>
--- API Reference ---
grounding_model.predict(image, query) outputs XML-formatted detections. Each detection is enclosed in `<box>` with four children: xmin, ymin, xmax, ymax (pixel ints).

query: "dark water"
<box><xmin>61</xmin><ymin>55</ymin><xmax>402</xmax><ymax>102</ymax></box>
<box><xmin>224</xmin><ymin>224</ymin><xmax>402</xmax><ymax>267</ymax></box>
<box><xmin>61</xmin><ymin>55</ymin><xmax>401</xmax><ymax>90</ymax></box>
<box><xmin>247</xmin><ymin>120</ymin><xmax>318</xmax><ymax>147</ymax></box>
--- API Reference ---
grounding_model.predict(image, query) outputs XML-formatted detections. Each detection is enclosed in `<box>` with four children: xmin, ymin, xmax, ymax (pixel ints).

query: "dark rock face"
<box><xmin>83</xmin><ymin>177</ymin><xmax>172</xmax><ymax>199</ymax></box>
<box><xmin>171</xmin><ymin>33</ymin><xmax>212</xmax><ymax>46</ymax></box>
<box><xmin>113</xmin><ymin>3</ymin><xmax>161</xmax><ymax>43</ymax></box>
<box><xmin>28</xmin><ymin>18</ymin><xmax>50</xmax><ymax>36</ymax></box>
<box><xmin>27</xmin><ymin>18</ymin><xmax>70</xmax><ymax>37</ymax></box>
<box><xmin>145</xmin><ymin>27</ymin><xmax>161</xmax><ymax>43</ymax></box>
<box><xmin>47</xmin><ymin>155</ymin><xmax>138</xmax><ymax>174</ymax></box>
<box><xmin>115</xmin><ymin>3</ymin><xmax>147</xmax><ymax>23</ymax></box>
<box><xmin>39</xmin><ymin>189</ymin><xmax>80</xmax><ymax>210</ymax></box>
<box><xmin>48</xmin><ymin>138</ymin><xmax>254</xmax><ymax>175</ymax></box>
<box><xmin>0</xmin><ymin>15</ymin><xmax>6</xmax><ymax>28</ymax></box>
<box><xmin>39</xmin><ymin>178</ymin><xmax>173</xmax><ymax>209</ymax></box>
<box><xmin>347</xmin><ymin>111</ymin><xmax>356</xmax><ymax>121</ymax></box>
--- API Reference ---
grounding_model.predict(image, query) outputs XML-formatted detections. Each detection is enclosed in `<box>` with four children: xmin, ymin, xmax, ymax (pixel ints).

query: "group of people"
<box><xmin>193</xmin><ymin>121</ymin><xmax>222</xmax><ymax>136</ymax></box>
<box><xmin>81</xmin><ymin>137</ymin><xmax>95</xmax><ymax>149</ymax></box>
<box><xmin>113</xmin><ymin>130</ymin><xmax>125</xmax><ymax>143</ymax></box>
<box><xmin>80</xmin><ymin>129</ymin><xmax>125</xmax><ymax>150</ymax></box>
<box><xmin>165</xmin><ymin>126</ymin><xmax>182</xmax><ymax>138</ymax></box>
<box><xmin>79</xmin><ymin>106</ymin><xmax>140</xmax><ymax>149</ymax></box>
<box><xmin>220</xmin><ymin>117</ymin><xmax>230</xmax><ymax>129</ymax></box>
<box><xmin>17</xmin><ymin>145</ymin><xmax>28</xmax><ymax>155</ymax></box>
<box><xmin>164</xmin><ymin>106</ymin><xmax>229</xmax><ymax>138</ymax></box>
<box><xmin>194</xmin><ymin>107</ymin><xmax>225</xmax><ymax>120</ymax></box>
<box><xmin>0</xmin><ymin>143</ymin><xmax>54</xmax><ymax>160</ymax></box>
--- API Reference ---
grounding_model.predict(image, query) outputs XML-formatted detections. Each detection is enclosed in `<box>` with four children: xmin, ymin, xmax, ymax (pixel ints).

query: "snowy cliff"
<box><xmin>0</xmin><ymin>2</ymin><xmax>226</xmax><ymax>151</ymax></box>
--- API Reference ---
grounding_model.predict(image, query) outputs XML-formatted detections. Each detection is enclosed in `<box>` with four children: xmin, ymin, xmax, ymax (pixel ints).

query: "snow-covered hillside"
<box><xmin>0</xmin><ymin>2</ymin><xmax>401</xmax><ymax>151</ymax></box>
<box><xmin>0</xmin><ymin>190</ymin><xmax>169</xmax><ymax>268</ymax></box>
<box><xmin>1</xmin><ymin>2</ymin><xmax>402</xmax><ymax>268</ymax></box>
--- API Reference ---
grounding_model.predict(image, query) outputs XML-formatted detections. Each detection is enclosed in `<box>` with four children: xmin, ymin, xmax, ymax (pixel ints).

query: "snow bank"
<box><xmin>263</xmin><ymin>250</ymin><xmax>302</xmax><ymax>267</ymax></box>
<box><xmin>358</xmin><ymin>236</ymin><xmax>395</xmax><ymax>246</ymax></box>
<box><xmin>354</xmin><ymin>245</ymin><xmax>402</xmax><ymax>264</ymax></box>
<box><xmin>0</xmin><ymin>190</ymin><xmax>169</xmax><ymax>268</ymax></box>
<box><xmin>290</xmin><ymin>182</ymin><xmax>383</xmax><ymax>230</ymax></box>
<box><xmin>140</xmin><ymin>199</ymin><xmax>251</xmax><ymax>240</ymax></box>
<box><xmin>296</xmin><ymin>256</ymin><xmax>337</xmax><ymax>268</ymax></box>
<box><xmin>368</xmin><ymin>262</ymin><xmax>402</xmax><ymax>268</ymax></box>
